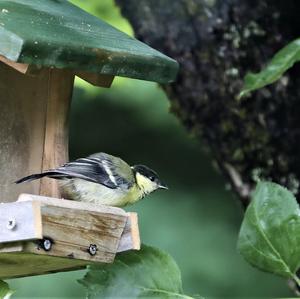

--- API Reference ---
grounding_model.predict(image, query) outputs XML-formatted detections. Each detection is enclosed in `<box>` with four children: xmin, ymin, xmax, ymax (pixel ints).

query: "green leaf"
<box><xmin>238</xmin><ymin>181</ymin><xmax>300</xmax><ymax>285</ymax></box>
<box><xmin>0</xmin><ymin>280</ymin><xmax>13</xmax><ymax>299</ymax></box>
<box><xmin>79</xmin><ymin>245</ymin><xmax>195</xmax><ymax>299</ymax></box>
<box><xmin>239</xmin><ymin>38</ymin><xmax>300</xmax><ymax>98</ymax></box>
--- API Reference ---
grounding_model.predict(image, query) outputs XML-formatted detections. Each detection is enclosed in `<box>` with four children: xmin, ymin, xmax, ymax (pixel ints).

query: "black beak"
<box><xmin>158</xmin><ymin>181</ymin><xmax>168</xmax><ymax>190</ymax></box>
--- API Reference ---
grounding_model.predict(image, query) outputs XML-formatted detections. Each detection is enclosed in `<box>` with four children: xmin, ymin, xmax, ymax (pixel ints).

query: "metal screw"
<box><xmin>7</xmin><ymin>218</ymin><xmax>16</xmax><ymax>230</ymax></box>
<box><xmin>88</xmin><ymin>244</ymin><xmax>97</xmax><ymax>256</ymax></box>
<box><xmin>41</xmin><ymin>238</ymin><xmax>52</xmax><ymax>251</ymax></box>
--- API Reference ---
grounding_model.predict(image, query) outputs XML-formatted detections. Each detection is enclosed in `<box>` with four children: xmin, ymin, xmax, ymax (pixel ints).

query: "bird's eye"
<box><xmin>150</xmin><ymin>176</ymin><xmax>155</xmax><ymax>182</ymax></box>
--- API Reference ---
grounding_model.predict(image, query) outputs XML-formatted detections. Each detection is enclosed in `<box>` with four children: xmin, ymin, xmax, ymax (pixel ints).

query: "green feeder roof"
<box><xmin>0</xmin><ymin>0</ymin><xmax>178</xmax><ymax>83</ymax></box>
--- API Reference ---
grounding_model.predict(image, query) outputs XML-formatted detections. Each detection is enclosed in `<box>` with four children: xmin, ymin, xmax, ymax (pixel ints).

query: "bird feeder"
<box><xmin>0</xmin><ymin>0</ymin><xmax>178</xmax><ymax>278</ymax></box>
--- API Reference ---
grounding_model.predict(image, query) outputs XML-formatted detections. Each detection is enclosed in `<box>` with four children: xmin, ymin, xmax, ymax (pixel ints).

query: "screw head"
<box><xmin>7</xmin><ymin>218</ymin><xmax>16</xmax><ymax>230</ymax></box>
<box><xmin>88</xmin><ymin>244</ymin><xmax>97</xmax><ymax>256</ymax></box>
<box><xmin>42</xmin><ymin>238</ymin><xmax>52</xmax><ymax>251</ymax></box>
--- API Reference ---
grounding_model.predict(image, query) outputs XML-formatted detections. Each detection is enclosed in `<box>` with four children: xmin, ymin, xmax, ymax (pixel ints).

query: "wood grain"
<box><xmin>18</xmin><ymin>195</ymin><xmax>128</xmax><ymax>263</ymax></box>
<box><xmin>18</xmin><ymin>194</ymin><xmax>130</xmax><ymax>261</ymax></box>
<box><xmin>118</xmin><ymin>212</ymin><xmax>140</xmax><ymax>252</ymax></box>
<box><xmin>33</xmin><ymin>204</ymin><xmax>126</xmax><ymax>263</ymax></box>
<box><xmin>39</xmin><ymin>69</ymin><xmax>74</xmax><ymax>198</ymax></box>
<box><xmin>18</xmin><ymin>193</ymin><xmax>126</xmax><ymax>216</ymax></box>
<box><xmin>19</xmin><ymin>194</ymin><xmax>140</xmax><ymax>253</ymax></box>
<box><xmin>0</xmin><ymin>251</ymin><xmax>88</xmax><ymax>279</ymax></box>
<box><xmin>0</xmin><ymin>62</ymin><xmax>74</xmax><ymax>202</ymax></box>
<box><xmin>0</xmin><ymin>63</ymin><xmax>48</xmax><ymax>202</ymax></box>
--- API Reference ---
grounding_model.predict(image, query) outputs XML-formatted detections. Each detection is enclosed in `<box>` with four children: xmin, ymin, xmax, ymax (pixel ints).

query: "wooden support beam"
<box><xmin>0</xmin><ymin>55</ymin><xmax>41</xmax><ymax>76</ymax></box>
<box><xmin>76</xmin><ymin>71</ymin><xmax>114</xmax><ymax>88</ymax></box>
<box><xmin>39</xmin><ymin>69</ymin><xmax>74</xmax><ymax>198</ymax></box>
<box><xmin>0</xmin><ymin>54</ymin><xmax>114</xmax><ymax>87</ymax></box>
<box><xmin>0</xmin><ymin>55</ymin><xmax>30</xmax><ymax>74</ymax></box>
<box><xmin>0</xmin><ymin>250</ymin><xmax>88</xmax><ymax>279</ymax></box>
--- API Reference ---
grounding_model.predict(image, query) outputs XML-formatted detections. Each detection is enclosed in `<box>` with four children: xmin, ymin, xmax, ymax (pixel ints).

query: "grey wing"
<box><xmin>15</xmin><ymin>157</ymin><xmax>114</xmax><ymax>186</ymax></box>
<box><xmin>55</xmin><ymin>157</ymin><xmax>119</xmax><ymax>188</ymax></box>
<box><xmin>88</xmin><ymin>153</ymin><xmax>135</xmax><ymax>189</ymax></box>
<box><xmin>16</xmin><ymin>153</ymin><xmax>134</xmax><ymax>190</ymax></box>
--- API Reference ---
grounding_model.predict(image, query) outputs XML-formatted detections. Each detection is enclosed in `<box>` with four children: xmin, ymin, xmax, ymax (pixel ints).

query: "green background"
<box><xmin>8</xmin><ymin>1</ymin><xmax>293</xmax><ymax>297</ymax></box>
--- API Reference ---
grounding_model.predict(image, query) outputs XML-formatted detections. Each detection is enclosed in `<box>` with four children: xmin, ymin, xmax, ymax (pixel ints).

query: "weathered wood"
<box><xmin>39</xmin><ymin>69</ymin><xmax>74</xmax><ymax>198</ymax></box>
<box><xmin>117</xmin><ymin>213</ymin><xmax>140</xmax><ymax>252</ymax></box>
<box><xmin>19</xmin><ymin>194</ymin><xmax>141</xmax><ymax>252</ymax></box>
<box><xmin>0</xmin><ymin>54</ymin><xmax>116</xmax><ymax>90</ymax></box>
<box><xmin>0</xmin><ymin>62</ymin><xmax>74</xmax><ymax>202</ymax></box>
<box><xmin>0</xmin><ymin>55</ymin><xmax>115</xmax><ymax>88</ymax></box>
<box><xmin>0</xmin><ymin>63</ymin><xmax>47</xmax><ymax>202</ymax></box>
<box><xmin>0</xmin><ymin>0</ymin><xmax>178</xmax><ymax>83</ymax></box>
<box><xmin>0</xmin><ymin>251</ymin><xmax>88</xmax><ymax>279</ymax></box>
<box><xmin>17</xmin><ymin>194</ymin><xmax>128</xmax><ymax>262</ymax></box>
<box><xmin>18</xmin><ymin>193</ymin><xmax>127</xmax><ymax>216</ymax></box>
<box><xmin>0</xmin><ymin>194</ymin><xmax>141</xmax><ymax>278</ymax></box>
<box><xmin>0</xmin><ymin>201</ymin><xmax>42</xmax><ymax>243</ymax></box>
<box><xmin>27</xmin><ymin>205</ymin><xmax>126</xmax><ymax>263</ymax></box>
<box><xmin>0</xmin><ymin>55</ymin><xmax>41</xmax><ymax>76</ymax></box>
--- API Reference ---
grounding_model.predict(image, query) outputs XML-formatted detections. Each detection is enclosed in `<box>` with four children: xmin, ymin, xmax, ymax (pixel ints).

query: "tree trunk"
<box><xmin>116</xmin><ymin>0</ymin><xmax>300</xmax><ymax>207</ymax></box>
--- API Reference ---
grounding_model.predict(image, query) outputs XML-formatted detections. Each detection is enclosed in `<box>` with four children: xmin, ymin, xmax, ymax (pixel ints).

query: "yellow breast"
<box><xmin>122</xmin><ymin>184</ymin><xmax>144</xmax><ymax>205</ymax></box>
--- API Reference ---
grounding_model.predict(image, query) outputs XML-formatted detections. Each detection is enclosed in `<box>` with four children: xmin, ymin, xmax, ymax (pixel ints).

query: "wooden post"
<box><xmin>39</xmin><ymin>69</ymin><xmax>74</xmax><ymax>198</ymax></box>
<box><xmin>0</xmin><ymin>61</ymin><xmax>74</xmax><ymax>202</ymax></box>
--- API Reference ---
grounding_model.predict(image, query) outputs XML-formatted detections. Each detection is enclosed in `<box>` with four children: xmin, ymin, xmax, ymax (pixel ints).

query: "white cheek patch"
<box><xmin>102</xmin><ymin>160</ymin><xmax>117</xmax><ymax>186</ymax></box>
<box><xmin>135</xmin><ymin>173</ymin><xmax>157</xmax><ymax>194</ymax></box>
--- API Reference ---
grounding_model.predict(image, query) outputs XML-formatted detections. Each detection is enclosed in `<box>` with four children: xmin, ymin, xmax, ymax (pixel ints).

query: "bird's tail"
<box><xmin>15</xmin><ymin>173</ymin><xmax>49</xmax><ymax>184</ymax></box>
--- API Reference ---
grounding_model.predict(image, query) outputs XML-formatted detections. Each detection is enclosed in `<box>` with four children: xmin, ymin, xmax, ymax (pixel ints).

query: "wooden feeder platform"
<box><xmin>0</xmin><ymin>194</ymin><xmax>140</xmax><ymax>279</ymax></box>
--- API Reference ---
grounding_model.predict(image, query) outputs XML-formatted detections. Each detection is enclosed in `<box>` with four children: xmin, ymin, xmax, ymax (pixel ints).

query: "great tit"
<box><xmin>15</xmin><ymin>152</ymin><xmax>168</xmax><ymax>207</ymax></box>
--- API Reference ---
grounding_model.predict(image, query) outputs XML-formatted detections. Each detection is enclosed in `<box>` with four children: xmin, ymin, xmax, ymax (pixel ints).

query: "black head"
<box><xmin>132</xmin><ymin>165</ymin><xmax>168</xmax><ymax>189</ymax></box>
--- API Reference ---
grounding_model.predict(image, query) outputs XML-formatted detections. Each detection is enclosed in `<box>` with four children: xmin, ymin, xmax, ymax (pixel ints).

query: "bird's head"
<box><xmin>132</xmin><ymin>165</ymin><xmax>168</xmax><ymax>195</ymax></box>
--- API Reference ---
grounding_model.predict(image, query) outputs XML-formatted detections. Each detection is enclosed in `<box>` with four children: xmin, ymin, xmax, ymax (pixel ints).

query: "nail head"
<box><xmin>7</xmin><ymin>218</ymin><xmax>16</xmax><ymax>230</ymax></box>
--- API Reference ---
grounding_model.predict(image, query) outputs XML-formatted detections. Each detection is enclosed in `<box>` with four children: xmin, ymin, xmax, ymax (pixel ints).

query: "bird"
<box><xmin>15</xmin><ymin>152</ymin><xmax>168</xmax><ymax>207</ymax></box>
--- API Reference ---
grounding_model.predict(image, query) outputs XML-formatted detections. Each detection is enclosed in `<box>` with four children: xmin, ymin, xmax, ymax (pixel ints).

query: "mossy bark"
<box><xmin>116</xmin><ymin>0</ymin><xmax>300</xmax><ymax>207</ymax></box>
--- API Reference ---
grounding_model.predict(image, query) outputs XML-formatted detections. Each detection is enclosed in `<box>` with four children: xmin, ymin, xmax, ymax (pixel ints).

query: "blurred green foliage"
<box><xmin>70</xmin><ymin>0</ymin><xmax>133</xmax><ymax>36</ymax></box>
<box><xmin>8</xmin><ymin>1</ymin><xmax>293</xmax><ymax>298</ymax></box>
